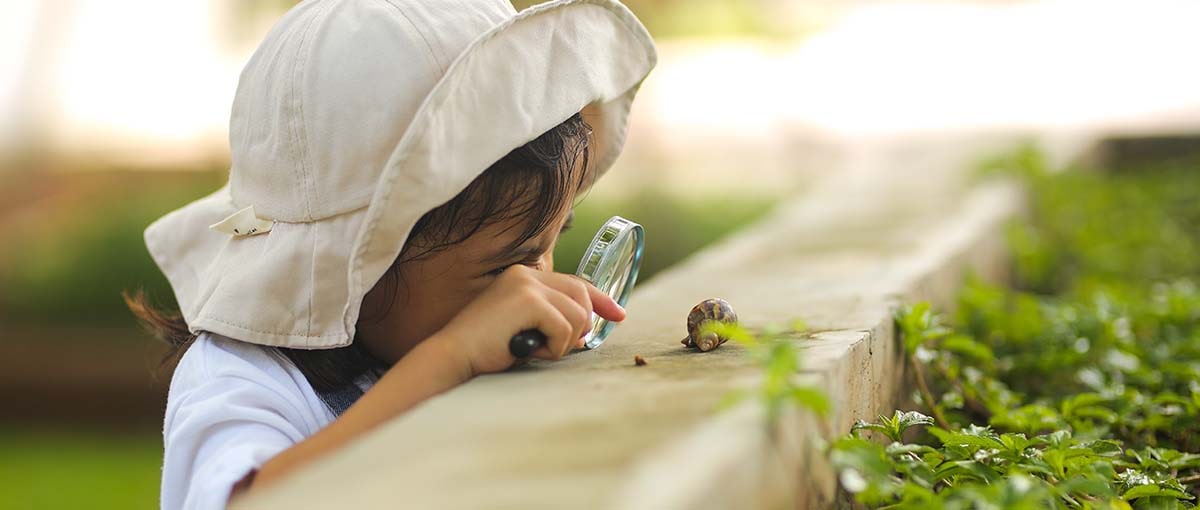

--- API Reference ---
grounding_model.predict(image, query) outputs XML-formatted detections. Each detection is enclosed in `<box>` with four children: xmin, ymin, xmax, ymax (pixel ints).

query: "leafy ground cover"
<box><xmin>830</xmin><ymin>147</ymin><xmax>1200</xmax><ymax>509</ymax></box>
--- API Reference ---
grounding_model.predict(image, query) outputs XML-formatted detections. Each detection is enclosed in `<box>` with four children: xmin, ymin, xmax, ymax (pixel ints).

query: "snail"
<box><xmin>681</xmin><ymin>298</ymin><xmax>738</xmax><ymax>352</ymax></box>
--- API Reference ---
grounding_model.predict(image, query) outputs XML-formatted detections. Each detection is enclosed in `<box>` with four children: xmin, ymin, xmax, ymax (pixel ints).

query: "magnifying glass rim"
<box><xmin>575</xmin><ymin>215</ymin><xmax>643</xmax><ymax>349</ymax></box>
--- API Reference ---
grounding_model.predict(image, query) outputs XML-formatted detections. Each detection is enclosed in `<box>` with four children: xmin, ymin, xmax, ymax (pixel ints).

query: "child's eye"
<box><xmin>486</xmin><ymin>259</ymin><xmax>541</xmax><ymax>277</ymax></box>
<box><xmin>486</xmin><ymin>265</ymin><xmax>513</xmax><ymax>277</ymax></box>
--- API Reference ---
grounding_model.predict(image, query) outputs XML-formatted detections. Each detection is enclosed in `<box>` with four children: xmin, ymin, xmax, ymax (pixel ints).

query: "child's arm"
<box><xmin>235</xmin><ymin>265</ymin><xmax>625</xmax><ymax>500</ymax></box>
<box><xmin>238</xmin><ymin>330</ymin><xmax>468</xmax><ymax>494</ymax></box>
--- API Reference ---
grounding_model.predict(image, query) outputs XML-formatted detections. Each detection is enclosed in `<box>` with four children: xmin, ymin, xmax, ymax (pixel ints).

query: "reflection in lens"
<box><xmin>576</xmin><ymin>216</ymin><xmax>643</xmax><ymax>349</ymax></box>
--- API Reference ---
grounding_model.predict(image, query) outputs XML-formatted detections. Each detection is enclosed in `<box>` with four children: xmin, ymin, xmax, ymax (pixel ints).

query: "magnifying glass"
<box><xmin>508</xmin><ymin>215</ymin><xmax>644</xmax><ymax>357</ymax></box>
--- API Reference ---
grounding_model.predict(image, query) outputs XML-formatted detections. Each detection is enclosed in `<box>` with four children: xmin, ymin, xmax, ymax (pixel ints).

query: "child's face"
<box><xmin>356</xmin><ymin>204</ymin><xmax>576</xmax><ymax>364</ymax></box>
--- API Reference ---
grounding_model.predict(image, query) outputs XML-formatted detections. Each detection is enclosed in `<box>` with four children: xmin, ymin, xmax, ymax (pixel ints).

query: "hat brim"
<box><xmin>145</xmin><ymin>0</ymin><xmax>657</xmax><ymax>349</ymax></box>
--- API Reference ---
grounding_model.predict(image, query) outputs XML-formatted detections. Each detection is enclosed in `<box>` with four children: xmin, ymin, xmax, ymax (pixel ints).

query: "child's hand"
<box><xmin>433</xmin><ymin>264</ymin><xmax>627</xmax><ymax>377</ymax></box>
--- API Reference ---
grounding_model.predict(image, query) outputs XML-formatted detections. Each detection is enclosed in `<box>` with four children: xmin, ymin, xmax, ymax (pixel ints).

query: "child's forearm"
<box><xmin>237</xmin><ymin>332</ymin><xmax>471</xmax><ymax>499</ymax></box>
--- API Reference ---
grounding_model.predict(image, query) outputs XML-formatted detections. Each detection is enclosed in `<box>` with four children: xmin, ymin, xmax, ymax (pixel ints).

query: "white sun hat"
<box><xmin>142</xmin><ymin>0</ymin><xmax>657</xmax><ymax>349</ymax></box>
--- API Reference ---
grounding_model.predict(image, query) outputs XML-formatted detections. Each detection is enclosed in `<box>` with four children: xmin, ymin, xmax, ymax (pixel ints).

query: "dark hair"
<box><xmin>125</xmin><ymin>111</ymin><xmax>593</xmax><ymax>392</ymax></box>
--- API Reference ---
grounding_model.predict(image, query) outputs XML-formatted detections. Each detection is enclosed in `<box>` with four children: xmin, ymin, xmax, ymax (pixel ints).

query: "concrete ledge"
<box><xmin>236</xmin><ymin>153</ymin><xmax>1024</xmax><ymax>509</ymax></box>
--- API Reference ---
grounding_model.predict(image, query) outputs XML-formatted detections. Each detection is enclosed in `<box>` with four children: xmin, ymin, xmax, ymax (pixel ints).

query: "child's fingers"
<box><xmin>528</xmin><ymin>330</ymin><xmax>587</xmax><ymax>361</ymax></box>
<box><xmin>583</xmin><ymin>281</ymin><xmax>626</xmax><ymax>323</ymax></box>
<box><xmin>524</xmin><ymin>300</ymin><xmax>574</xmax><ymax>360</ymax></box>
<box><xmin>535</xmin><ymin>271</ymin><xmax>625</xmax><ymax>323</ymax></box>
<box><xmin>527</xmin><ymin>331</ymin><xmax>585</xmax><ymax>361</ymax></box>
<box><xmin>523</xmin><ymin>290</ymin><xmax>590</xmax><ymax>361</ymax></box>
<box><xmin>541</xmin><ymin>289</ymin><xmax>590</xmax><ymax>356</ymax></box>
<box><xmin>528</xmin><ymin>344</ymin><xmax>555</xmax><ymax>360</ymax></box>
<box><xmin>534</xmin><ymin>272</ymin><xmax>593</xmax><ymax>321</ymax></box>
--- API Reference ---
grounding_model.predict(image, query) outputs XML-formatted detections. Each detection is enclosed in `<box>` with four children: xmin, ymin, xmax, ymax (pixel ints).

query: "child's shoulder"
<box><xmin>166</xmin><ymin>331</ymin><xmax>331</xmax><ymax>429</ymax></box>
<box><xmin>177</xmin><ymin>331</ymin><xmax>289</xmax><ymax>377</ymax></box>
<box><xmin>162</xmin><ymin>333</ymin><xmax>334</xmax><ymax>471</ymax></box>
<box><xmin>170</xmin><ymin>331</ymin><xmax>308</xmax><ymax>399</ymax></box>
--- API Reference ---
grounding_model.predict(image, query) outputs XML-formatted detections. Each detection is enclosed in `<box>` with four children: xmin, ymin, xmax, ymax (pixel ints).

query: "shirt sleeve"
<box><xmin>161</xmin><ymin>339</ymin><xmax>315</xmax><ymax>510</ymax></box>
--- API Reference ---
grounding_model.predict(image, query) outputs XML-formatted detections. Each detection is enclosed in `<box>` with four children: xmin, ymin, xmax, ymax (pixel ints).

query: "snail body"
<box><xmin>681</xmin><ymin>298</ymin><xmax>738</xmax><ymax>352</ymax></box>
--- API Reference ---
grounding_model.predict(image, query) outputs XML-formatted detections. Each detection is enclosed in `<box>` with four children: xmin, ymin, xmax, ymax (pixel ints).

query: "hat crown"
<box><xmin>229</xmin><ymin>0</ymin><xmax>516</xmax><ymax>222</ymax></box>
<box><xmin>143</xmin><ymin>0</ymin><xmax>657</xmax><ymax>349</ymax></box>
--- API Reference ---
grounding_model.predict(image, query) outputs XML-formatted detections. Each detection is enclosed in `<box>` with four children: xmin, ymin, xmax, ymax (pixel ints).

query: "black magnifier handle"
<box><xmin>509</xmin><ymin>329</ymin><xmax>547</xmax><ymax>358</ymax></box>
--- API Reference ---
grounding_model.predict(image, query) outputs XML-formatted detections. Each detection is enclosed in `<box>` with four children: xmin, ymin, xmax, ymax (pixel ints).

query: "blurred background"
<box><xmin>2</xmin><ymin>0</ymin><xmax>1198</xmax><ymax>508</ymax></box>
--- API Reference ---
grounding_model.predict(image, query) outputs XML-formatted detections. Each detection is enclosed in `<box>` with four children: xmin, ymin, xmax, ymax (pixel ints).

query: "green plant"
<box><xmin>832</xmin><ymin>149</ymin><xmax>1200</xmax><ymax>509</ymax></box>
<box><xmin>834</xmin><ymin>302</ymin><xmax>1198</xmax><ymax>509</ymax></box>
<box><xmin>834</xmin><ymin>409</ymin><xmax>1197</xmax><ymax>509</ymax></box>
<box><xmin>711</xmin><ymin>319</ymin><xmax>831</xmax><ymax>426</ymax></box>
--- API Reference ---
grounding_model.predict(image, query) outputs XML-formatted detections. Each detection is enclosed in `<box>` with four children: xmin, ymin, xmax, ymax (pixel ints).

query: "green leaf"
<box><xmin>790</xmin><ymin>386</ymin><xmax>831</xmax><ymax>417</ymax></box>
<box><xmin>940</xmin><ymin>334</ymin><xmax>995</xmax><ymax>363</ymax></box>
<box><xmin>716</xmin><ymin>388</ymin><xmax>748</xmax><ymax>411</ymax></box>
<box><xmin>932</xmin><ymin>460</ymin><xmax>1001</xmax><ymax>484</ymax></box>
<box><xmin>895</xmin><ymin>411</ymin><xmax>936</xmax><ymax>431</ymax></box>
<box><xmin>928</xmin><ymin>426</ymin><xmax>1005</xmax><ymax>450</ymax></box>
<box><xmin>894</xmin><ymin>303</ymin><xmax>952</xmax><ymax>355</ymax></box>
<box><xmin>852</xmin><ymin>420</ymin><xmax>893</xmax><ymax>441</ymax></box>
<box><xmin>699</xmin><ymin>320</ymin><xmax>756</xmax><ymax>347</ymax></box>
<box><xmin>1122</xmin><ymin>484</ymin><xmax>1193</xmax><ymax>501</ymax></box>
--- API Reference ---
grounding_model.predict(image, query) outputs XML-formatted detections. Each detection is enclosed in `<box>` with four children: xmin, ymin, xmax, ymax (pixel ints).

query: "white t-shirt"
<box><xmin>161</xmin><ymin>330</ymin><xmax>379</xmax><ymax>510</ymax></box>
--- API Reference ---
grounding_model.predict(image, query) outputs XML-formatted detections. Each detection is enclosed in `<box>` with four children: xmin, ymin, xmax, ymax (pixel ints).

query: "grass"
<box><xmin>0</xmin><ymin>426</ymin><xmax>160</xmax><ymax>510</ymax></box>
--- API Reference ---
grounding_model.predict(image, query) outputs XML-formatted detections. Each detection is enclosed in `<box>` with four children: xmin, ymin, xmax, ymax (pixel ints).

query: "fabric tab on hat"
<box><xmin>208</xmin><ymin>205</ymin><xmax>274</xmax><ymax>237</ymax></box>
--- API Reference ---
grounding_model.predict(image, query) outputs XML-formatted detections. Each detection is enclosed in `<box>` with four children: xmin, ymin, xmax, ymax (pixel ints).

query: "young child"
<box><xmin>125</xmin><ymin>0</ymin><xmax>656</xmax><ymax>508</ymax></box>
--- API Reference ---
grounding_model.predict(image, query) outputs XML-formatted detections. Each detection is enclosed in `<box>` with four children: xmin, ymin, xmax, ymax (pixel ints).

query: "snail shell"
<box><xmin>681</xmin><ymin>298</ymin><xmax>738</xmax><ymax>352</ymax></box>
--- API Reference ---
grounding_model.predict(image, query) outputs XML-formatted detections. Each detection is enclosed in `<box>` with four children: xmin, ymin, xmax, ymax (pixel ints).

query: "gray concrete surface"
<box><xmin>234</xmin><ymin>135</ymin><xmax>1043</xmax><ymax>510</ymax></box>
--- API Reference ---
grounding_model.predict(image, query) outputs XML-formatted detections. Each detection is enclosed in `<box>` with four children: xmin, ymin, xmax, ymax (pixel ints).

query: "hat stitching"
<box><xmin>289</xmin><ymin>0</ymin><xmax>339</xmax><ymax>223</ymax></box>
<box><xmin>291</xmin><ymin>2</ymin><xmax>340</xmax><ymax>348</ymax></box>
<box><xmin>307</xmin><ymin>216</ymin><xmax>318</xmax><ymax>346</ymax></box>
<box><xmin>267</xmin><ymin>201</ymin><xmax>370</xmax><ymax>225</ymax></box>
<box><xmin>199</xmin><ymin>314</ymin><xmax>346</xmax><ymax>339</ymax></box>
<box><xmin>379</xmin><ymin>0</ymin><xmax>447</xmax><ymax>74</ymax></box>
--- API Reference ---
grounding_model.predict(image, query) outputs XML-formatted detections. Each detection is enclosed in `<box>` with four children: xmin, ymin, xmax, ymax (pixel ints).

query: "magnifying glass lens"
<box><xmin>575</xmin><ymin>216</ymin><xmax>644</xmax><ymax>349</ymax></box>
